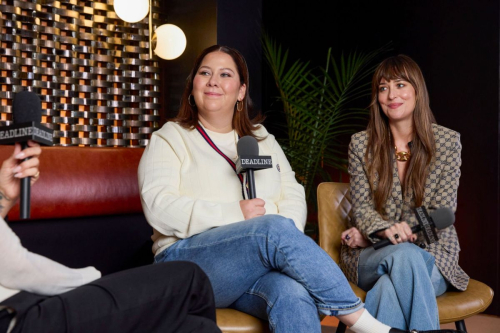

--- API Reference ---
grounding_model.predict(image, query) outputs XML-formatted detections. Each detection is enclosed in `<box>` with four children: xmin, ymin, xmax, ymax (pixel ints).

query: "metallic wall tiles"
<box><xmin>0</xmin><ymin>0</ymin><xmax>161</xmax><ymax>147</ymax></box>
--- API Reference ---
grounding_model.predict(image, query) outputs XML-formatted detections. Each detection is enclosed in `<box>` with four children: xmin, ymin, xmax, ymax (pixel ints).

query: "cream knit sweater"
<box><xmin>138</xmin><ymin>122</ymin><xmax>307</xmax><ymax>255</ymax></box>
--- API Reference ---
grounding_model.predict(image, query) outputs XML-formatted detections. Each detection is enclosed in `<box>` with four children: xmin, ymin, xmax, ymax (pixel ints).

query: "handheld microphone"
<box><xmin>373</xmin><ymin>206</ymin><xmax>455</xmax><ymax>250</ymax></box>
<box><xmin>1</xmin><ymin>90</ymin><xmax>54</xmax><ymax>219</ymax></box>
<box><xmin>236</xmin><ymin>136</ymin><xmax>272</xmax><ymax>199</ymax></box>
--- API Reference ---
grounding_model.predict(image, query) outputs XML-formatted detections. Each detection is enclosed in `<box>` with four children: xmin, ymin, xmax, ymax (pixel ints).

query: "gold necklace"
<box><xmin>395</xmin><ymin>146</ymin><xmax>411</xmax><ymax>162</ymax></box>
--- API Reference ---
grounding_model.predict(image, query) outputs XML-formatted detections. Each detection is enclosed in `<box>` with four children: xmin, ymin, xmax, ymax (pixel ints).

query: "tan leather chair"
<box><xmin>216</xmin><ymin>309</ymin><xmax>270</xmax><ymax>333</ymax></box>
<box><xmin>317</xmin><ymin>182</ymin><xmax>494</xmax><ymax>333</ymax></box>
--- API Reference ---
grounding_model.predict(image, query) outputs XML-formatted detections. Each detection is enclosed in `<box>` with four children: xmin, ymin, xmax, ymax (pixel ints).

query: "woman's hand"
<box><xmin>0</xmin><ymin>141</ymin><xmax>41</xmax><ymax>210</ymax></box>
<box><xmin>239</xmin><ymin>198</ymin><xmax>266</xmax><ymax>220</ymax></box>
<box><xmin>376</xmin><ymin>221</ymin><xmax>417</xmax><ymax>245</ymax></box>
<box><xmin>341</xmin><ymin>227</ymin><xmax>371</xmax><ymax>248</ymax></box>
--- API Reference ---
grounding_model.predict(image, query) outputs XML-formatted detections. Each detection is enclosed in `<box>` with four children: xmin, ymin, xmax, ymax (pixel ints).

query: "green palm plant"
<box><xmin>263</xmin><ymin>34</ymin><xmax>387</xmax><ymax>205</ymax></box>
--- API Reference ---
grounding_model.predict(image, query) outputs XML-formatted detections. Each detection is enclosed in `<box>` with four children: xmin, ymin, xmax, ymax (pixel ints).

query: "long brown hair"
<box><xmin>172</xmin><ymin>45</ymin><xmax>263</xmax><ymax>138</ymax></box>
<box><xmin>366</xmin><ymin>54</ymin><xmax>436</xmax><ymax>213</ymax></box>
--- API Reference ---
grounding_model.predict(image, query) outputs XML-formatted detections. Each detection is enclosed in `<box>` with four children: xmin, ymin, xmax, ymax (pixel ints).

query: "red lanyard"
<box><xmin>195</xmin><ymin>124</ymin><xmax>248</xmax><ymax>199</ymax></box>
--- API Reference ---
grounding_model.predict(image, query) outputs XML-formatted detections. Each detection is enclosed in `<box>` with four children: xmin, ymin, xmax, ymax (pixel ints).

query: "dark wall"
<box><xmin>217</xmin><ymin>0</ymin><xmax>263</xmax><ymax>115</ymax></box>
<box><xmin>160</xmin><ymin>0</ymin><xmax>217</xmax><ymax>121</ymax></box>
<box><xmin>159</xmin><ymin>0</ymin><xmax>263</xmax><ymax>121</ymax></box>
<box><xmin>263</xmin><ymin>0</ymin><xmax>500</xmax><ymax>315</ymax></box>
<box><xmin>396</xmin><ymin>4</ymin><xmax>499</xmax><ymax>318</ymax></box>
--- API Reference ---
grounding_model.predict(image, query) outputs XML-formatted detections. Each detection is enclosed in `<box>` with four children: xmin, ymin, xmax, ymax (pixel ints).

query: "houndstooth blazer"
<box><xmin>340</xmin><ymin>124</ymin><xmax>469</xmax><ymax>291</ymax></box>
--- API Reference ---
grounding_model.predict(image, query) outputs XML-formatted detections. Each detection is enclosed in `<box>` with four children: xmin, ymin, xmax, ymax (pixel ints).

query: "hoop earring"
<box><xmin>236</xmin><ymin>100</ymin><xmax>243</xmax><ymax>112</ymax></box>
<box><xmin>188</xmin><ymin>94</ymin><xmax>195</xmax><ymax>107</ymax></box>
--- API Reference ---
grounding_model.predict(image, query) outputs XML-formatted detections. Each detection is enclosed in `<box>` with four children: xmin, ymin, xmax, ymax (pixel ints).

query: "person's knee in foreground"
<box><xmin>0</xmin><ymin>141</ymin><xmax>221</xmax><ymax>333</ymax></box>
<box><xmin>340</xmin><ymin>54</ymin><xmax>468</xmax><ymax>332</ymax></box>
<box><xmin>137</xmin><ymin>44</ymin><xmax>456</xmax><ymax>333</ymax></box>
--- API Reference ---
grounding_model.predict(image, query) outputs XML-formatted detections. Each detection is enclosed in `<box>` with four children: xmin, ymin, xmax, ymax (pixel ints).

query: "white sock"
<box><xmin>349</xmin><ymin>309</ymin><xmax>392</xmax><ymax>333</ymax></box>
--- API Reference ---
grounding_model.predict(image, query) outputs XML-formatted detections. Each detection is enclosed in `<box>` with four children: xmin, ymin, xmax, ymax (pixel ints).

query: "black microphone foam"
<box><xmin>13</xmin><ymin>90</ymin><xmax>42</xmax><ymax>123</ymax></box>
<box><xmin>237</xmin><ymin>135</ymin><xmax>259</xmax><ymax>156</ymax></box>
<box><xmin>235</xmin><ymin>136</ymin><xmax>274</xmax><ymax>199</ymax></box>
<box><xmin>430</xmin><ymin>207</ymin><xmax>455</xmax><ymax>229</ymax></box>
<box><xmin>0</xmin><ymin>91</ymin><xmax>53</xmax><ymax>147</ymax></box>
<box><xmin>236</xmin><ymin>136</ymin><xmax>259</xmax><ymax>199</ymax></box>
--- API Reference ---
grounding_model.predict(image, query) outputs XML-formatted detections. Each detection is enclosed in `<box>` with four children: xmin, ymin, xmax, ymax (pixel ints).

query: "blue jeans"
<box><xmin>358</xmin><ymin>242</ymin><xmax>449</xmax><ymax>331</ymax></box>
<box><xmin>155</xmin><ymin>215</ymin><xmax>363</xmax><ymax>333</ymax></box>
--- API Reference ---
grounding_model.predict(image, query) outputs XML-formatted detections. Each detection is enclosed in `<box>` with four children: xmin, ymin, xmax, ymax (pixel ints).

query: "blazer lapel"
<box><xmin>391</xmin><ymin>158</ymin><xmax>403</xmax><ymax>206</ymax></box>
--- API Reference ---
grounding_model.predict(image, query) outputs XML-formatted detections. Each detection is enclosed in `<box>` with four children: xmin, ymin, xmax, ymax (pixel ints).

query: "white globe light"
<box><xmin>153</xmin><ymin>24</ymin><xmax>187</xmax><ymax>60</ymax></box>
<box><xmin>114</xmin><ymin>0</ymin><xmax>149</xmax><ymax>23</ymax></box>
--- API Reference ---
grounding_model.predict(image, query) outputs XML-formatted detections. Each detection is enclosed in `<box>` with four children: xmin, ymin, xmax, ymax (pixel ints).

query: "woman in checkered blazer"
<box><xmin>339</xmin><ymin>55</ymin><xmax>469</xmax><ymax>331</ymax></box>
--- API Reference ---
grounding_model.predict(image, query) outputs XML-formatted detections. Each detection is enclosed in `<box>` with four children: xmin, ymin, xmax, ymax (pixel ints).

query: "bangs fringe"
<box><xmin>375</xmin><ymin>57</ymin><xmax>412</xmax><ymax>84</ymax></box>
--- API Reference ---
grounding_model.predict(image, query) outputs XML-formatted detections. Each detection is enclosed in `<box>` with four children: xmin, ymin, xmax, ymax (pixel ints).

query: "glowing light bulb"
<box><xmin>114</xmin><ymin>0</ymin><xmax>149</xmax><ymax>23</ymax></box>
<box><xmin>152</xmin><ymin>24</ymin><xmax>187</xmax><ymax>60</ymax></box>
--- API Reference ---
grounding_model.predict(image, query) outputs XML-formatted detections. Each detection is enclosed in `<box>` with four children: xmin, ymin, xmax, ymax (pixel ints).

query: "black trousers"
<box><xmin>3</xmin><ymin>261</ymin><xmax>221</xmax><ymax>333</ymax></box>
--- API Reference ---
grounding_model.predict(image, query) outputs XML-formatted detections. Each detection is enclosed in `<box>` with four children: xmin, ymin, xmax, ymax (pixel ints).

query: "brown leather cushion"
<box><xmin>216</xmin><ymin>309</ymin><xmax>269</xmax><ymax>333</ymax></box>
<box><xmin>0</xmin><ymin>146</ymin><xmax>144</xmax><ymax>221</ymax></box>
<box><xmin>438</xmin><ymin>279</ymin><xmax>494</xmax><ymax>323</ymax></box>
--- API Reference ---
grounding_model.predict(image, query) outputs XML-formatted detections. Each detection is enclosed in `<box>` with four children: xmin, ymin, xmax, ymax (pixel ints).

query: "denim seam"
<box><xmin>244</xmin><ymin>290</ymin><xmax>276</xmax><ymax>331</ymax></box>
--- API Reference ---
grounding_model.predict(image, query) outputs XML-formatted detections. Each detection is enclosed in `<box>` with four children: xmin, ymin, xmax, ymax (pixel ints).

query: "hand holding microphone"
<box><xmin>373</xmin><ymin>206</ymin><xmax>455</xmax><ymax>250</ymax></box>
<box><xmin>239</xmin><ymin>198</ymin><xmax>266</xmax><ymax>220</ymax></box>
<box><xmin>0</xmin><ymin>90</ymin><xmax>54</xmax><ymax>219</ymax></box>
<box><xmin>0</xmin><ymin>141</ymin><xmax>41</xmax><ymax>217</ymax></box>
<box><xmin>376</xmin><ymin>221</ymin><xmax>416</xmax><ymax>245</ymax></box>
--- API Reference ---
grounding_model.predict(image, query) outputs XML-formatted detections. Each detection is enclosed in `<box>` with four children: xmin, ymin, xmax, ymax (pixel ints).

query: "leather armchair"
<box><xmin>317</xmin><ymin>182</ymin><xmax>494</xmax><ymax>333</ymax></box>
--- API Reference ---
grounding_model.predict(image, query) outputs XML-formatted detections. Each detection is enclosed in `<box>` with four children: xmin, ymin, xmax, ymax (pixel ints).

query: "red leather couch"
<box><xmin>1</xmin><ymin>145</ymin><xmax>154</xmax><ymax>275</ymax></box>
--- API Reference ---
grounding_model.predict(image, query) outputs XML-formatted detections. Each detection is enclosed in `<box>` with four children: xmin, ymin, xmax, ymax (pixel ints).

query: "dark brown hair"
<box><xmin>365</xmin><ymin>54</ymin><xmax>436</xmax><ymax>213</ymax></box>
<box><xmin>172</xmin><ymin>45</ymin><xmax>263</xmax><ymax>138</ymax></box>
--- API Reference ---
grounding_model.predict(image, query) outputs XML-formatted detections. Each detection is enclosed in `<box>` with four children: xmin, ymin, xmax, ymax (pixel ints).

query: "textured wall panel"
<box><xmin>0</xmin><ymin>0</ymin><xmax>161</xmax><ymax>147</ymax></box>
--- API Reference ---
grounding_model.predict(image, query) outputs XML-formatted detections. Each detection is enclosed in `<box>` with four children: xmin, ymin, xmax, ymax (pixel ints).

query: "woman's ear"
<box><xmin>238</xmin><ymin>84</ymin><xmax>247</xmax><ymax>101</ymax></box>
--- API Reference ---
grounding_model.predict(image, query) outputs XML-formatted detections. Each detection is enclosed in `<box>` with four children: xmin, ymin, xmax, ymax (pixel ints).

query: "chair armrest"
<box><xmin>317</xmin><ymin>182</ymin><xmax>351</xmax><ymax>263</ymax></box>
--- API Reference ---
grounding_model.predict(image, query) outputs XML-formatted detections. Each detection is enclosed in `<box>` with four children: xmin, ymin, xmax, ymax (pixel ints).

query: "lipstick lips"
<box><xmin>388</xmin><ymin>103</ymin><xmax>403</xmax><ymax>109</ymax></box>
<box><xmin>205</xmin><ymin>92</ymin><xmax>222</xmax><ymax>97</ymax></box>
